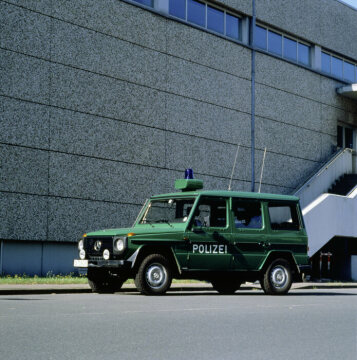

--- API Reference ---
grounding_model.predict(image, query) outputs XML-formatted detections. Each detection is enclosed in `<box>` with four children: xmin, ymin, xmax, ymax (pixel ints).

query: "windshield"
<box><xmin>139</xmin><ymin>198</ymin><xmax>196</xmax><ymax>224</ymax></box>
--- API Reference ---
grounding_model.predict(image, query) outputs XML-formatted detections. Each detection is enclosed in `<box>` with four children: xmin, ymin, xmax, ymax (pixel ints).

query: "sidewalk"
<box><xmin>0</xmin><ymin>281</ymin><xmax>356</xmax><ymax>295</ymax></box>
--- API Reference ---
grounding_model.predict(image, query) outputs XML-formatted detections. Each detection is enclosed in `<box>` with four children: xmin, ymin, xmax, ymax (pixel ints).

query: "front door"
<box><xmin>186</xmin><ymin>197</ymin><xmax>231</xmax><ymax>270</ymax></box>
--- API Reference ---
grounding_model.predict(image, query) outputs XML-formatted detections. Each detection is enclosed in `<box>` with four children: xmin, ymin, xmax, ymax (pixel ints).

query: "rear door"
<box><xmin>230</xmin><ymin>198</ymin><xmax>267</xmax><ymax>270</ymax></box>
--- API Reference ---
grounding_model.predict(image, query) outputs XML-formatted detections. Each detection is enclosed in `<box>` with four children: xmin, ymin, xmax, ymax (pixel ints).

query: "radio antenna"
<box><xmin>258</xmin><ymin>147</ymin><xmax>267</xmax><ymax>193</ymax></box>
<box><xmin>228</xmin><ymin>144</ymin><xmax>240</xmax><ymax>191</ymax></box>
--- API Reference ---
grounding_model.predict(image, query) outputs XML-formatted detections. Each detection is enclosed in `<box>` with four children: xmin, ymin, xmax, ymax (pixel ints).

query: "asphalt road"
<box><xmin>0</xmin><ymin>288</ymin><xmax>356</xmax><ymax>360</ymax></box>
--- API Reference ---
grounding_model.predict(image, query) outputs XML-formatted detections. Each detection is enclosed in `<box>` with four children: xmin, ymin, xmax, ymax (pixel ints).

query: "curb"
<box><xmin>0</xmin><ymin>282</ymin><xmax>356</xmax><ymax>295</ymax></box>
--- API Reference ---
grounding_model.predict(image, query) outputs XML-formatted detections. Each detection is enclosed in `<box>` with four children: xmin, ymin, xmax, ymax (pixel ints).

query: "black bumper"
<box><xmin>298</xmin><ymin>264</ymin><xmax>312</xmax><ymax>275</ymax></box>
<box><xmin>88</xmin><ymin>260</ymin><xmax>131</xmax><ymax>269</ymax></box>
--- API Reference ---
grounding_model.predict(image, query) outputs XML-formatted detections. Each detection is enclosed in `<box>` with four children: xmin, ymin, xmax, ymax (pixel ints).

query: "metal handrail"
<box><xmin>293</xmin><ymin>148</ymin><xmax>352</xmax><ymax>195</ymax></box>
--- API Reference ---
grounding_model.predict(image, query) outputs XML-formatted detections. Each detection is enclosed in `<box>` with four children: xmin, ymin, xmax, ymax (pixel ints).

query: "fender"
<box><xmin>259</xmin><ymin>250</ymin><xmax>299</xmax><ymax>272</ymax></box>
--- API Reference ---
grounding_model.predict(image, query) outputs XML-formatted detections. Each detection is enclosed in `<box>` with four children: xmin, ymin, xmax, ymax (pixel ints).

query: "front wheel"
<box><xmin>260</xmin><ymin>258</ymin><xmax>292</xmax><ymax>295</ymax></box>
<box><xmin>135</xmin><ymin>254</ymin><xmax>172</xmax><ymax>295</ymax></box>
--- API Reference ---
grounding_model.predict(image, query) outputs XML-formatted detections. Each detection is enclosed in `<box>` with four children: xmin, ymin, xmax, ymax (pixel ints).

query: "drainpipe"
<box><xmin>250</xmin><ymin>0</ymin><xmax>256</xmax><ymax>192</ymax></box>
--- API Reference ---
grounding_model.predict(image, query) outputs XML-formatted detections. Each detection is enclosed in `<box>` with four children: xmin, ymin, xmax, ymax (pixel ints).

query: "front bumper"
<box><xmin>74</xmin><ymin>259</ymin><xmax>131</xmax><ymax>269</ymax></box>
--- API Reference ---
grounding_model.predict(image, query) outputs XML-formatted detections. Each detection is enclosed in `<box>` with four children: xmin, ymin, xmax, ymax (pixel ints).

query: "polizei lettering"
<box><xmin>192</xmin><ymin>244</ymin><xmax>227</xmax><ymax>254</ymax></box>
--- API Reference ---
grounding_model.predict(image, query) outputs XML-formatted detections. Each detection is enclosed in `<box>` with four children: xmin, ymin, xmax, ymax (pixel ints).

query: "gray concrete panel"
<box><xmin>48</xmin><ymin>153</ymin><xmax>172</xmax><ymax>204</ymax></box>
<box><xmin>319</xmin><ymin>133</ymin><xmax>336</xmax><ymax>162</ymax></box>
<box><xmin>0</xmin><ymin>2</ymin><xmax>52</xmax><ymax>58</ymax></box>
<box><xmin>0</xmin><ymin>97</ymin><xmax>50</xmax><ymax>148</ymax></box>
<box><xmin>0</xmin><ymin>193</ymin><xmax>48</xmax><ymax>240</ymax></box>
<box><xmin>0</xmin><ymin>49</ymin><xmax>50</xmax><ymax>103</ymax></box>
<box><xmin>255</xmin><ymin>117</ymin><xmax>327</xmax><ymax>162</ymax></box>
<box><xmin>167</xmin><ymin>56</ymin><xmax>251</xmax><ymax>112</ymax></box>
<box><xmin>2</xmin><ymin>241</ymin><xmax>42</xmax><ymax>276</ymax></box>
<box><xmin>166</xmin><ymin>20</ymin><xmax>251</xmax><ymax>79</ymax></box>
<box><xmin>5</xmin><ymin>0</ymin><xmax>52</xmax><ymax>14</ymax></box>
<box><xmin>255</xmin><ymin>83</ymin><xmax>321</xmax><ymax>132</ymax></box>
<box><xmin>50</xmin><ymin>63</ymin><xmax>167</xmax><ymax>129</ymax></box>
<box><xmin>51</xmin><ymin>0</ymin><xmax>167</xmax><ymax>52</ymax></box>
<box><xmin>256</xmin><ymin>0</ymin><xmax>357</xmax><ymax>60</ymax></box>
<box><xmin>320</xmin><ymin>76</ymin><xmax>354</xmax><ymax>111</ymax></box>
<box><xmin>0</xmin><ymin>145</ymin><xmax>48</xmax><ymax>195</ymax></box>
<box><xmin>51</xmin><ymin>19</ymin><xmax>167</xmax><ymax>90</ymax></box>
<box><xmin>48</xmin><ymin>197</ymin><xmax>142</xmax><ymax>242</ymax></box>
<box><xmin>256</xmin><ymin>53</ymin><xmax>322</xmax><ymax>103</ymax></box>
<box><xmin>217</xmin><ymin>0</ymin><xmax>252</xmax><ymax>15</ymax></box>
<box><xmin>165</xmin><ymin>132</ymin><xmax>251</xmax><ymax>181</ymax></box>
<box><xmin>165</xmin><ymin>94</ymin><xmax>251</xmax><ymax>147</ymax></box>
<box><xmin>42</xmin><ymin>242</ymin><xmax>78</xmax><ymax>275</ymax></box>
<box><xmin>254</xmin><ymin>150</ymin><xmax>320</xmax><ymax>190</ymax></box>
<box><xmin>49</xmin><ymin>108</ymin><xmax>166</xmax><ymax>167</ymax></box>
<box><xmin>320</xmin><ymin>104</ymin><xmax>346</xmax><ymax>137</ymax></box>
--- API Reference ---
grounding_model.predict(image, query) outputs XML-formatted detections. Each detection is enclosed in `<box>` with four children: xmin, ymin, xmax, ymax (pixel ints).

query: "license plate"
<box><xmin>74</xmin><ymin>259</ymin><xmax>88</xmax><ymax>267</ymax></box>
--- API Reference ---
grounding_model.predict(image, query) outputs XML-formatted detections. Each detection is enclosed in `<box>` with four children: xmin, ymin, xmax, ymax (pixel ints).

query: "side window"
<box><xmin>193</xmin><ymin>198</ymin><xmax>227</xmax><ymax>228</ymax></box>
<box><xmin>268</xmin><ymin>203</ymin><xmax>299</xmax><ymax>231</ymax></box>
<box><xmin>233</xmin><ymin>199</ymin><xmax>262</xmax><ymax>229</ymax></box>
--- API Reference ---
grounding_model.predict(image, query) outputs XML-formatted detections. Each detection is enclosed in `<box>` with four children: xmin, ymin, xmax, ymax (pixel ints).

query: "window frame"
<box><xmin>231</xmin><ymin>198</ymin><xmax>265</xmax><ymax>232</ymax></box>
<box><xmin>267</xmin><ymin>201</ymin><xmax>301</xmax><ymax>232</ymax></box>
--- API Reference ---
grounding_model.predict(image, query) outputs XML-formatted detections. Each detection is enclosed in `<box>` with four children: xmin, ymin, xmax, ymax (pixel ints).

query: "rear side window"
<box><xmin>232</xmin><ymin>199</ymin><xmax>262</xmax><ymax>229</ymax></box>
<box><xmin>268</xmin><ymin>203</ymin><xmax>300</xmax><ymax>231</ymax></box>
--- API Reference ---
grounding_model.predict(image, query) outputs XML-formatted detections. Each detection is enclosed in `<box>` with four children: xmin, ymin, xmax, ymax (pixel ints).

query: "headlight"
<box><xmin>103</xmin><ymin>249</ymin><xmax>110</xmax><ymax>260</ymax></box>
<box><xmin>79</xmin><ymin>249</ymin><xmax>86</xmax><ymax>259</ymax></box>
<box><xmin>78</xmin><ymin>239</ymin><xmax>84</xmax><ymax>251</ymax></box>
<box><xmin>113</xmin><ymin>237</ymin><xmax>127</xmax><ymax>254</ymax></box>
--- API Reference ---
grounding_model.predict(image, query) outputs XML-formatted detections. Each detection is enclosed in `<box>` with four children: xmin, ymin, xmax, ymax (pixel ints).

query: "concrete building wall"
<box><xmin>1</xmin><ymin>0</ymin><xmax>357</xmax><ymax>274</ymax></box>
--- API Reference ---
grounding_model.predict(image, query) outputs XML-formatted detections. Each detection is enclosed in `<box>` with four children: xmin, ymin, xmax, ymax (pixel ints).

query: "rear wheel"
<box><xmin>135</xmin><ymin>254</ymin><xmax>172</xmax><ymax>295</ymax></box>
<box><xmin>211</xmin><ymin>278</ymin><xmax>242</xmax><ymax>295</ymax></box>
<box><xmin>260</xmin><ymin>258</ymin><xmax>292</xmax><ymax>295</ymax></box>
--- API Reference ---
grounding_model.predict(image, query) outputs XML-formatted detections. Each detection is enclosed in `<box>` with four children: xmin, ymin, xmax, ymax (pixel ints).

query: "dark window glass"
<box><xmin>193</xmin><ymin>198</ymin><xmax>227</xmax><ymax>228</ymax></box>
<box><xmin>233</xmin><ymin>200</ymin><xmax>262</xmax><ymax>229</ymax></box>
<box><xmin>187</xmin><ymin>0</ymin><xmax>205</xmax><ymax>27</ymax></box>
<box><xmin>255</xmin><ymin>25</ymin><xmax>267</xmax><ymax>50</ymax></box>
<box><xmin>283</xmin><ymin>37</ymin><xmax>297</xmax><ymax>61</ymax></box>
<box><xmin>345</xmin><ymin>128</ymin><xmax>353</xmax><ymax>149</ymax></box>
<box><xmin>133</xmin><ymin>0</ymin><xmax>153</xmax><ymax>7</ymax></box>
<box><xmin>298</xmin><ymin>43</ymin><xmax>310</xmax><ymax>66</ymax></box>
<box><xmin>207</xmin><ymin>6</ymin><xmax>224</xmax><ymax>34</ymax></box>
<box><xmin>268</xmin><ymin>30</ymin><xmax>282</xmax><ymax>56</ymax></box>
<box><xmin>331</xmin><ymin>56</ymin><xmax>343</xmax><ymax>78</ymax></box>
<box><xmin>226</xmin><ymin>14</ymin><xmax>239</xmax><ymax>40</ymax></box>
<box><xmin>344</xmin><ymin>62</ymin><xmax>355</xmax><ymax>82</ymax></box>
<box><xmin>321</xmin><ymin>52</ymin><xmax>330</xmax><ymax>73</ymax></box>
<box><xmin>268</xmin><ymin>203</ymin><xmax>300</xmax><ymax>231</ymax></box>
<box><xmin>169</xmin><ymin>0</ymin><xmax>186</xmax><ymax>19</ymax></box>
<box><xmin>337</xmin><ymin>126</ymin><xmax>343</xmax><ymax>147</ymax></box>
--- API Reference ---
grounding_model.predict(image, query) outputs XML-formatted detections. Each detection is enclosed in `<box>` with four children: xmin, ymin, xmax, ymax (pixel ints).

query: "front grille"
<box><xmin>85</xmin><ymin>237</ymin><xmax>113</xmax><ymax>257</ymax></box>
<box><xmin>88</xmin><ymin>256</ymin><xmax>103</xmax><ymax>261</ymax></box>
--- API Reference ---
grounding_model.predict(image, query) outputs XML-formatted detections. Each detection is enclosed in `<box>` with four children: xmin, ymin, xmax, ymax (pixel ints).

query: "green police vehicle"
<box><xmin>74</xmin><ymin>171</ymin><xmax>310</xmax><ymax>295</ymax></box>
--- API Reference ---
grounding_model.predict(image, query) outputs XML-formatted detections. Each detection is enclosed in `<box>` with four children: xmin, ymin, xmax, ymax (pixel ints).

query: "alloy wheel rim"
<box><xmin>270</xmin><ymin>266</ymin><xmax>288</xmax><ymax>288</ymax></box>
<box><xmin>146</xmin><ymin>263</ymin><xmax>167</xmax><ymax>288</ymax></box>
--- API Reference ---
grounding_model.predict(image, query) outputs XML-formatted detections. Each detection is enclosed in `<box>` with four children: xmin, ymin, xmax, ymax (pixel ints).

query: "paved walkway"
<box><xmin>0</xmin><ymin>282</ymin><xmax>356</xmax><ymax>295</ymax></box>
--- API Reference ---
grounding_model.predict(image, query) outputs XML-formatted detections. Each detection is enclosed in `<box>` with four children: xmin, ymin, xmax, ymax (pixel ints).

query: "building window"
<box><xmin>321</xmin><ymin>50</ymin><xmax>356</xmax><ymax>82</ymax></box>
<box><xmin>337</xmin><ymin>125</ymin><xmax>355</xmax><ymax>149</ymax></box>
<box><xmin>168</xmin><ymin>0</ymin><xmax>241</xmax><ymax>40</ymax></box>
<box><xmin>268</xmin><ymin>30</ymin><xmax>282</xmax><ymax>56</ymax></box>
<box><xmin>169</xmin><ymin>0</ymin><xmax>185</xmax><ymax>19</ymax></box>
<box><xmin>132</xmin><ymin>0</ymin><xmax>153</xmax><ymax>7</ymax></box>
<box><xmin>255</xmin><ymin>24</ymin><xmax>311</xmax><ymax>66</ymax></box>
<box><xmin>284</xmin><ymin>37</ymin><xmax>297</xmax><ymax>61</ymax></box>
<box><xmin>187</xmin><ymin>0</ymin><xmax>206</xmax><ymax>27</ymax></box>
<box><xmin>207</xmin><ymin>6</ymin><xmax>224</xmax><ymax>34</ymax></box>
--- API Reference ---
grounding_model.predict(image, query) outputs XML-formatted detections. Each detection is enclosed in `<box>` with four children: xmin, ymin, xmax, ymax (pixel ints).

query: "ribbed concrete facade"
<box><xmin>1</xmin><ymin>0</ymin><xmax>356</xmax><ymax>275</ymax></box>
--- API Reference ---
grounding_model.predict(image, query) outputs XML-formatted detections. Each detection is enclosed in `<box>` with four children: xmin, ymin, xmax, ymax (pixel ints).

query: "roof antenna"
<box><xmin>228</xmin><ymin>144</ymin><xmax>240</xmax><ymax>191</ymax></box>
<box><xmin>258</xmin><ymin>147</ymin><xmax>267</xmax><ymax>193</ymax></box>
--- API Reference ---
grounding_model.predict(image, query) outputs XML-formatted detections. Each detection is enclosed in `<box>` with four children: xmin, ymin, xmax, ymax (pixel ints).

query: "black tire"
<box><xmin>211</xmin><ymin>278</ymin><xmax>242</xmax><ymax>295</ymax></box>
<box><xmin>87</xmin><ymin>269</ymin><xmax>125</xmax><ymax>293</ymax></box>
<box><xmin>261</xmin><ymin>258</ymin><xmax>292</xmax><ymax>295</ymax></box>
<box><xmin>135</xmin><ymin>254</ymin><xmax>172</xmax><ymax>295</ymax></box>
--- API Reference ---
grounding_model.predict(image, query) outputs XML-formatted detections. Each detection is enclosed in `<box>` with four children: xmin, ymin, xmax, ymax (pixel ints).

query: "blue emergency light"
<box><xmin>184</xmin><ymin>168</ymin><xmax>194</xmax><ymax>179</ymax></box>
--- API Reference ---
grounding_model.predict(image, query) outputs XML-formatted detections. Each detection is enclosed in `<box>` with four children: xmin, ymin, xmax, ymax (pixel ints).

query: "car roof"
<box><xmin>151</xmin><ymin>190</ymin><xmax>299</xmax><ymax>202</ymax></box>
